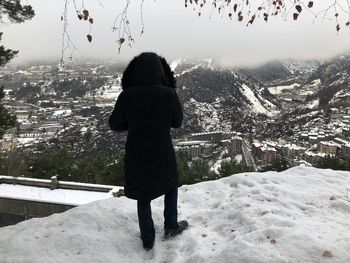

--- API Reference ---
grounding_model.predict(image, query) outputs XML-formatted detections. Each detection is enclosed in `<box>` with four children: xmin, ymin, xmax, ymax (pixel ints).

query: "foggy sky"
<box><xmin>1</xmin><ymin>0</ymin><xmax>350</xmax><ymax>67</ymax></box>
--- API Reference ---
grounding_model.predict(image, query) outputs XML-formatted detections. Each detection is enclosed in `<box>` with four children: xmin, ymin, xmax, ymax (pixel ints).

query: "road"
<box><xmin>242</xmin><ymin>140</ymin><xmax>257</xmax><ymax>171</ymax></box>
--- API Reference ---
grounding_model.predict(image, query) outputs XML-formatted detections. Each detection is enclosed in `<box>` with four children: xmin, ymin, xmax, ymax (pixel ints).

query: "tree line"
<box><xmin>0</xmin><ymin>149</ymin><xmax>252</xmax><ymax>186</ymax></box>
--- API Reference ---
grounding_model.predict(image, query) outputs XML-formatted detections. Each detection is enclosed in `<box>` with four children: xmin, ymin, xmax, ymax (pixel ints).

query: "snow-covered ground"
<box><xmin>268</xmin><ymin>83</ymin><xmax>299</xmax><ymax>95</ymax></box>
<box><xmin>241</xmin><ymin>84</ymin><xmax>278</xmax><ymax>117</ymax></box>
<box><xmin>305</xmin><ymin>99</ymin><xmax>320</xmax><ymax>109</ymax></box>
<box><xmin>187</xmin><ymin>97</ymin><xmax>232</xmax><ymax>132</ymax></box>
<box><xmin>1</xmin><ymin>167</ymin><xmax>350</xmax><ymax>263</ymax></box>
<box><xmin>0</xmin><ymin>183</ymin><xmax>118</xmax><ymax>206</ymax></box>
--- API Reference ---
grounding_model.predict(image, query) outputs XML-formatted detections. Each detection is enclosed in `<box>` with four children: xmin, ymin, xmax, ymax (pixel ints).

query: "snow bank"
<box><xmin>1</xmin><ymin>167</ymin><xmax>350</xmax><ymax>263</ymax></box>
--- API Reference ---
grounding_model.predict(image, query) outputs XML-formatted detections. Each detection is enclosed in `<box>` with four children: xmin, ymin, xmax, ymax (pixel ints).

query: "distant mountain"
<box><xmin>305</xmin><ymin>54</ymin><xmax>350</xmax><ymax>109</ymax></box>
<box><xmin>241</xmin><ymin>59</ymin><xmax>320</xmax><ymax>86</ymax></box>
<box><xmin>173</xmin><ymin>60</ymin><xmax>281</xmax><ymax>134</ymax></box>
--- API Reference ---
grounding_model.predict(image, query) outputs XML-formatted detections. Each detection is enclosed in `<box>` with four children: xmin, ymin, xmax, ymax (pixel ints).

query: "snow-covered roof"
<box><xmin>319</xmin><ymin>141</ymin><xmax>341</xmax><ymax>148</ymax></box>
<box><xmin>176</xmin><ymin>140</ymin><xmax>208</xmax><ymax>146</ymax></box>
<box><xmin>304</xmin><ymin>151</ymin><xmax>330</xmax><ymax>157</ymax></box>
<box><xmin>334</xmin><ymin>137</ymin><xmax>350</xmax><ymax>145</ymax></box>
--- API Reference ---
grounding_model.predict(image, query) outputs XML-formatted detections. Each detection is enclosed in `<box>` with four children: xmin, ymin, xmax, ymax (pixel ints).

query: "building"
<box><xmin>231</xmin><ymin>136</ymin><xmax>243</xmax><ymax>154</ymax></box>
<box><xmin>281</xmin><ymin>144</ymin><xmax>305</xmax><ymax>160</ymax></box>
<box><xmin>175</xmin><ymin>140</ymin><xmax>212</xmax><ymax>160</ymax></box>
<box><xmin>252</xmin><ymin>141</ymin><xmax>277</xmax><ymax>166</ymax></box>
<box><xmin>303</xmin><ymin>151</ymin><xmax>329</xmax><ymax>166</ymax></box>
<box><xmin>319</xmin><ymin>141</ymin><xmax>340</xmax><ymax>156</ymax></box>
<box><xmin>189</xmin><ymin>132</ymin><xmax>223</xmax><ymax>143</ymax></box>
<box><xmin>261</xmin><ymin>147</ymin><xmax>277</xmax><ymax>166</ymax></box>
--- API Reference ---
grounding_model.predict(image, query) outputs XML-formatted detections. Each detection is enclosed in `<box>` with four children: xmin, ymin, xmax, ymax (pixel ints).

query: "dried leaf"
<box><xmin>83</xmin><ymin>9</ymin><xmax>89</xmax><ymax>17</ymax></box>
<box><xmin>336</xmin><ymin>24</ymin><xmax>340</xmax><ymax>32</ymax></box>
<box><xmin>78</xmin><ymin>14</ymin><xmax>83</xmax><ymax>20</ymax></box>
<box><xmin>87</xmin><ymin>34</ymin><xmax>92</xmax><ymax>43</ymax></box>
<box><xmin>293</xmin><ymin>13</ymin><xmax>299</xmax><ymax>20</ymax></box>
<box><xmin>233</xmin><ymin>4</ymin><xmax>238</xmax><ymax>12</ymax></box>
<box><xmin>264</xmin><ymin>13</ymin><xmax>269</xmax><ymax>22</ymax></box>
<box><xmin>295</xmin><ymin>5</ymin><xmax>302</xmax><ymax>13</ymax></box>
<box><xmin>322</xmin><ymin>251</ymin><xmax>333</xmax><ymax>257</ymax></box>
<box><xmin>119</xmin><ymin>38</ymin><xmax>125</xmax><ymax>44</ymax></box>
<box><xmin>308</xmin><ymin>1</ymin><xmax>314</xmax><ymax>8</ymax></box>
<box><xmin>261</xmin><ymin>211</ymin><xmax>269</xmax><ymax>216</ymax></box>
<box><xmin>89</xmin><ymin>18</ymin><xmax>94</xmax><ymax>24</ymax></box>
<box><xmin>346</xmin><ymin>22</ymin><xmax>350</xmax><ymax>26</ymax></box>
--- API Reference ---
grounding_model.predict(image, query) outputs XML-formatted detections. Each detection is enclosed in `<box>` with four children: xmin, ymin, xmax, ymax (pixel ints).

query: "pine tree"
<box><xmin>0</xmin><ymin>1</ymin><xmax>35</xmax><ymax>139</ymax></box>
<box><xmin>0</xmin><ymin>85</ymin><xmax>16</xmax><ymax>138</ymax></box>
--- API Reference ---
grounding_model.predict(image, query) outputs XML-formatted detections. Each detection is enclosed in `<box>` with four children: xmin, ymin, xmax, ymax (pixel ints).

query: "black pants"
<box><xmin>137</xmin><ymin>188</ymin><xmax>178</xmax><ymax>244</ymax></box>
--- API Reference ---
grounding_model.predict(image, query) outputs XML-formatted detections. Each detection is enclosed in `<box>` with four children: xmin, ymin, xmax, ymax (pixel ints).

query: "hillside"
<box><xmin>306</xmin><ymin>54</ymin><xmax>350</xmax><ymax>109</ymax></box>
<box><xmin>173</xmin><ymin>60</ymin><xmax>281</xmax><ymax>133</ymax></box>
<box><xmin>1</xmin><ymin>167</ymin><xmax>349</xmax><ymax>263</ymax></box>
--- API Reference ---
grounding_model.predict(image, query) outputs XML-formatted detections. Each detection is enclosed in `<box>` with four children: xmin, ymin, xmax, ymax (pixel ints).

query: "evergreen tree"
<box><xmin>0</xmin><ymin>1</ymin><xmax>34</xmax><ymax>138</ymax></box>
<box><xmin>218</xmin><ymin>159</ymin><xmax>252</xmax><ymax>178</ymax></box>
<box><xmin>0</xmin><ymin>85</ymin><xmax>16</xmax><ymax>138</ymax></box>
<box><xmin>260</xmin><ymin>157</ymin><xmax>291</xmax><ymax>172</ymax></box>
<box><xmin>27</xmin><ymin>149</ymin><xmax>76</xmax><ymax>180</ymax></box>
<box><xmin>315</xmin><ymin>156</ymin><xmax>346</xmax><ymax>170</ymax></box>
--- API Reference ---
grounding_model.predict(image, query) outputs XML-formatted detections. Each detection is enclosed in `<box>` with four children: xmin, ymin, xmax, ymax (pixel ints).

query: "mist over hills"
<box><xmin>4</xmin><ymin>53</ymin><xmax>350</xmax><ymax>159</ymax></box>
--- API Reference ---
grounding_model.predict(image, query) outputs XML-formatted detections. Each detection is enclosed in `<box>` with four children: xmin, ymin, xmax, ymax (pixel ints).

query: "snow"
<box><xmin>240</xmin><ymin>84</ymin><xmax>273</xmax><ymax>116</ymax></box>
<box><xmin>268</xmin><ymin>83</ymin><xmax>299</xmax><ymax>95</ymax></box>
<box><xmin>95</xmin><ymin>84</ymin><xmax>122</xmax><ymax>100</ymax></box>
<box><xmin>330</xmin><ymin>90</ymin><xmax>350</xmax><ymax>104</ymax></box>
<box><xmin>53</xmin><ymin>109</ymin><xmax>72</xmax><ymax>116</ymax></box>
<box><xmin>1</xmin><ymin>167</ymin><xmax>350</xmax><ymax>262</ymax></box>
<box><xmin>170</xmin><ymin>59</ymin><xmax>182</xmax><ymax>71</ymax></box>
<box><xmin>187</xmin><ymin>97</ymin><xmax>231</xmax><ymax>131</ymax></box>
<box><xmin>0</xmin><ymin>184</ymin><xmax>114</xmax><ymax>206</ymax></box>
<box><xmin>234</xmin><ymin>154</ymin><xmax>243</xmax><ymax>163</ymax></box>
<box><xmin>16</xmin><ymin>137</ymin><xmax>39</xmax><ymax>145</ymax></box>
<box><xmin>305</xmin><ymin>99</ymin><xmax>319</xmax><ymax>109</ymax></box>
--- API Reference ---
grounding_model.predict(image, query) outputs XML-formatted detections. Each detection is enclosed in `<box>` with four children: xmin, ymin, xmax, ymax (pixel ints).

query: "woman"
<box><xmin>109</xmin><ymin>52</ymin><xmax>188</xmax><ymax>250</ymax></box>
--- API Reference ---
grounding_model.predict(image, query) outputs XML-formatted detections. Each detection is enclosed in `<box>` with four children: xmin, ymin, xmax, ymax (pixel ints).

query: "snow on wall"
<box><xmin>1</xmin><ymin>167</ymin><xmax>350</xmax><ymax>263</ymax></box>
<box><xmin>0</xmin><ymin>184</ymin><xmax>116</xmax><ymax>206</ymax></box>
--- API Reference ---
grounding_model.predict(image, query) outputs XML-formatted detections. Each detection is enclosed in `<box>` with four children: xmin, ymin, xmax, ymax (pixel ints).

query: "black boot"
<box><xmin>164</xmin><ymin>220</ymin><xmax>189</xmax><ymax>239</ymax></box>
<box><xmin>142</xmin><ymin>240</ymin><xmax>154</xmax><ymax>251</ymax></box>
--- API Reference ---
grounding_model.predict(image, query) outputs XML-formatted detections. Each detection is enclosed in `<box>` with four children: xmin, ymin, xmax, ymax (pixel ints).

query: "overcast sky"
<box><xmin>1</xmin><ymin>0</ymin><xmax>350</xmax><ymax>67</ymax></box>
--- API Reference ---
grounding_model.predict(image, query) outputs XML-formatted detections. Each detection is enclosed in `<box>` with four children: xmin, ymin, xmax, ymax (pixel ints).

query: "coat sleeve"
<box><xmin>109</xmin><ymin>91</ymin><xmax>129</xmax><ymax>131</ymax></box>
<box><xmin>171</xmin><ymin>90</ymin><xmax>183</xmax><ymax>128</ymax></box>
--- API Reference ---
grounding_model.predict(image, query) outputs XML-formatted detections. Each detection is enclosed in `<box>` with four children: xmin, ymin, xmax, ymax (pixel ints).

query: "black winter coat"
<box><xmin>109</xmin><ymin>53</ymin><xmax>183</xmax><ymax>201</ymax></box>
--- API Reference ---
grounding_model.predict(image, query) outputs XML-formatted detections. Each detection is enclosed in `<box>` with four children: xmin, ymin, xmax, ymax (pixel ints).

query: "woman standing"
<box><xmin>109</xmin><ymin>52</ymin><xmax>188</xmax><ymax>250</ymax></box>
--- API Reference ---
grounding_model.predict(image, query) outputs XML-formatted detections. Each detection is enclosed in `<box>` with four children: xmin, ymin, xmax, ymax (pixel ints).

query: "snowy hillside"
<box><xmin>174</xmin><ymin>61</ymin><xmax>280</xmax><ymax>133</ymax></box>
<box><xmin>1</xmin><ymin>167</ymin><xmax>350</xmax><ymax>263</ymax></box>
